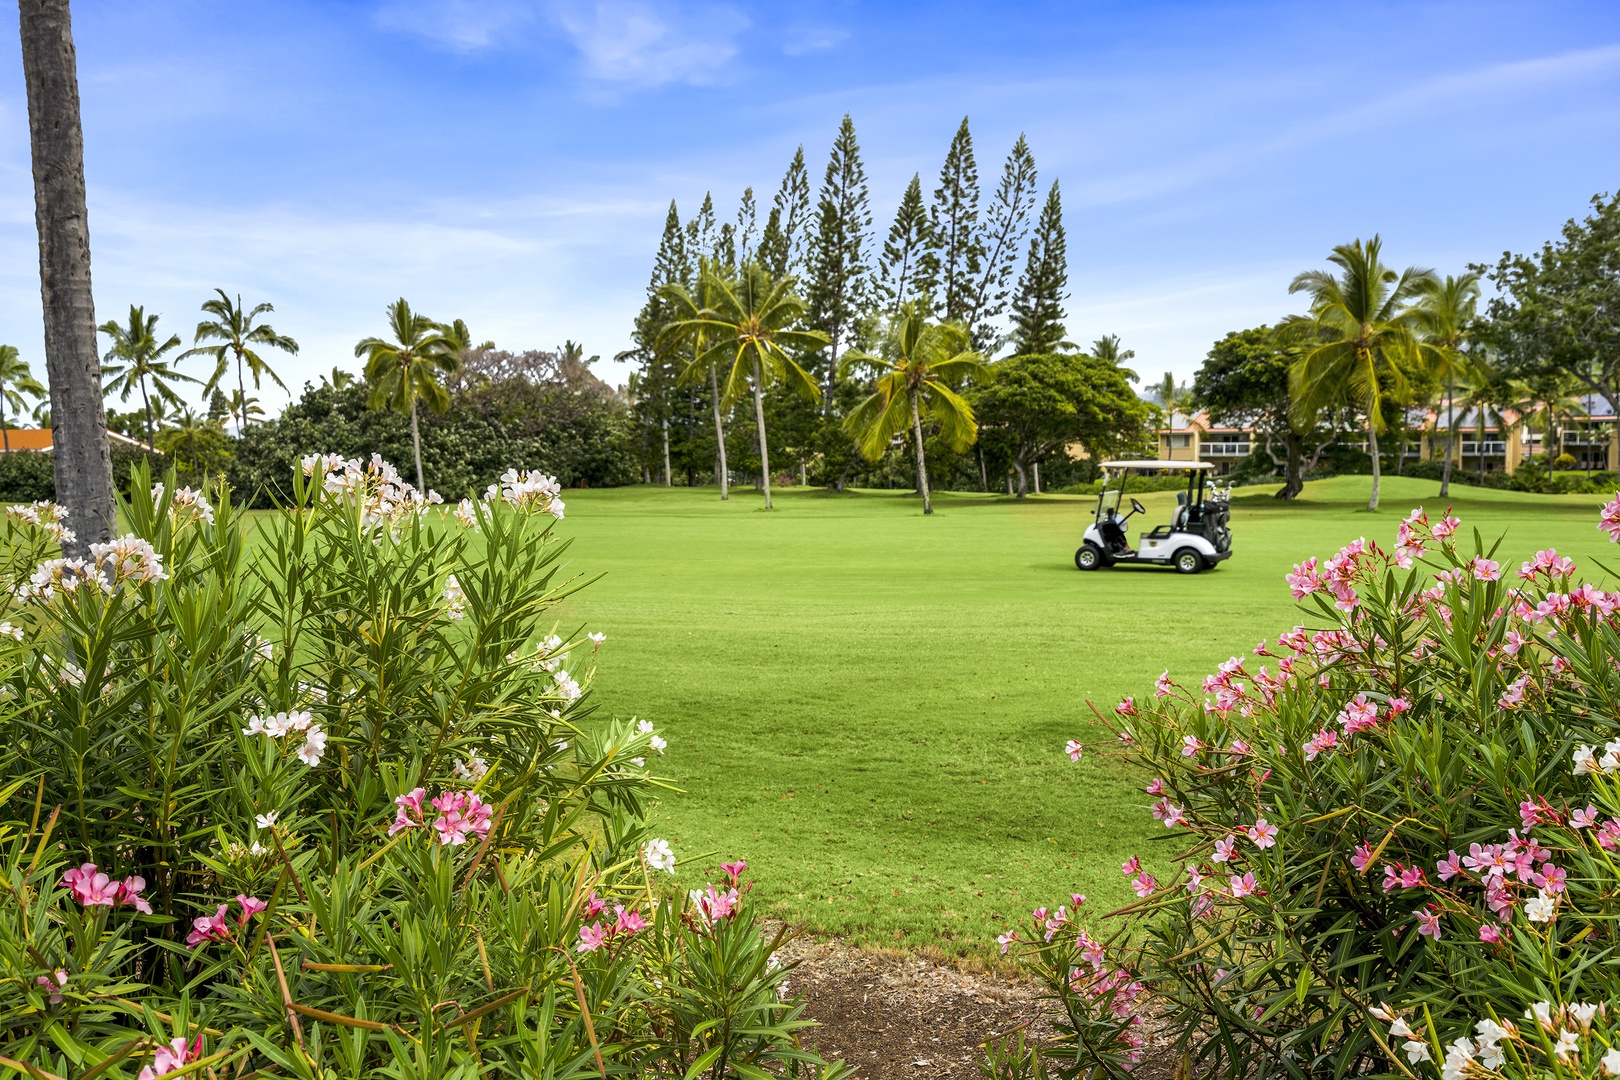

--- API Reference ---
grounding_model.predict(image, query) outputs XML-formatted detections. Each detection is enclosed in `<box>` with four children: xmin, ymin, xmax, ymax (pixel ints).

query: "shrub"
<box><xmin>0</xmin><ymin>450</ymin><xmax>56</xmax><ymax>502</ymax></box>
<box><xmin>992</xmin><ymin>496</ymin><xmax>1620</xmax><ymax>1079</ymax></box>
<box><xmin>0</xmin><ymin>458</ymin><xmax>847</xmax><ymax>1079</ymax></box>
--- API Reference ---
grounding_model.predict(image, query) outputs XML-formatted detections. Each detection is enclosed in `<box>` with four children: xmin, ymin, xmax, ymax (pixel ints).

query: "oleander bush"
<box><xmin>989</xmin><ymin>496</ymin><xmax>1620</xmax><ymax>1079</ymax></box>
<box><xmin>0</xmin><ymin>458</ymin><xmax>847</xmax><ymax>1080</ymax></box>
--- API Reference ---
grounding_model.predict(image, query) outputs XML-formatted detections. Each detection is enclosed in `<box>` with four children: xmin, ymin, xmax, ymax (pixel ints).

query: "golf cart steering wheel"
<box><xmin>1129</xmin><ymin>498</ymin><xmax>1147</xmax><ymax>516</ymax></box>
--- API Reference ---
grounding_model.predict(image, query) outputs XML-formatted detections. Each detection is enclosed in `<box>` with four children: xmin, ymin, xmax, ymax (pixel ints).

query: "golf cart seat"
<box><xmin>1172</xmin><ymin>491</ymin><xmax>1189</xmax><ymax>529</ymax></box>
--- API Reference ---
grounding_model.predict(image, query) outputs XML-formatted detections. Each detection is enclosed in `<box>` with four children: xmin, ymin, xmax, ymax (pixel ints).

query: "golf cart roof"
<box><xmin>1100</xmin><ymin>460</ymin><xmax>1216</xmax><ymax>471</ymax></box>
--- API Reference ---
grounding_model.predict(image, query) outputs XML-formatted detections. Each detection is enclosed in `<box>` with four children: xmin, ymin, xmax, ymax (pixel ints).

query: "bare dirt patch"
<box><xmin>780</xmin><ymin>934</ymin><xmax>1178</xmax><ymax>1079</ymax></box>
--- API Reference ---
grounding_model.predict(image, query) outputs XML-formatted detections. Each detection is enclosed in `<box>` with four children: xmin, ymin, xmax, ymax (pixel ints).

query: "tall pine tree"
<box><xmin>805</xmin><ymin>114</ymin><xmax>873</xmax><ymax>403</ymax></box>
<box><xmin>966</xmin><ymin>134</ymin><xmax>1038</xmax><ymax>353</ymax></box>
<box><xmin>736</xmin><ymin>186</ymin><xmax>757</xmax><ymax>263</ymax></box>
<box><xmin>877</xmin><ymin>173</ymin><xmax>931</xmax><ymax>313</ymax></box>
<box><xmin>758</xmin><ymin>147</ymin><xmax>810</xmax><ymax>278</ymax></box>
<box><xmin>920</xmin><ymin>117</ymin><xmax>983</xmax><ymax>324</ymax></box>
<box><xmin>685</xmin><ymin>192</ymin><xmax>717</xmax><ymax>262</ymax></box>
<box><xmin>1009</xmin><ymin>180</ymin><xmax>1069</xmax><ymax>356</ymax></box>
<box><xmin>627</xmin><ymin>201</ymin><xmax>692</xmax><ymax>484</ymax></box>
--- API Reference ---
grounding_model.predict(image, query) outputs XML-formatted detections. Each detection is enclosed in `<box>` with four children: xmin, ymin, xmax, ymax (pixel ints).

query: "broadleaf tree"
<box><xmin>973</xmin><ymin>351</ymin><xmax>1152</xmax><ymax>497</ymax></box>
<box><xmin>1193</xmin><ymin>326</ymin><xmax>1334</xmax><ymax>500</ymax></box>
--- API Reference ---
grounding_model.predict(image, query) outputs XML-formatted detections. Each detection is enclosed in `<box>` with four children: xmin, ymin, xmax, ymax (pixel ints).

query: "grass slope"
<box><xmin>554</xmin><ymin>476</ymin><xmax>1620</xmax><ymax>956</ymax></box>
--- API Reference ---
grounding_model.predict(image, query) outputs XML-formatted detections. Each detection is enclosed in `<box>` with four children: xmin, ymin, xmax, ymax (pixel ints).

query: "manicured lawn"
<box><xmin>553</xmin><ymin>476</ymin><xmax>1620</xmax><ymax>957</ymax></box>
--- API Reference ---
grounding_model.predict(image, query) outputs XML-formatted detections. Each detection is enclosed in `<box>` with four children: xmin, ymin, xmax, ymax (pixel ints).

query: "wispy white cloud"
<box><xmin>373</xmin><ymin>0</ymin><xmax>541</xmax><ymax>51</ymax></box>
<box><xmin>550</xmin><ymin>1</ymin><xmax>748</xmax><ymax>87</ymax></box>
<box><xmin>780</xmin><ymin>21</ymin><xmax>847</xmax><ymax>57</ymax></box>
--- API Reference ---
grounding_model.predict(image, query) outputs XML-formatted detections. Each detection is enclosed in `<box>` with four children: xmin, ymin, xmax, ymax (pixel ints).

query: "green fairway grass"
<box><xmin>553</xmin><ymin>476</ymin><xmax>1618</xmax><ymax>956</ymax></box>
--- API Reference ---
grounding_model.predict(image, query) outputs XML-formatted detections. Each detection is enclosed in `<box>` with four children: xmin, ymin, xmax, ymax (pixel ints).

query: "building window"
<box><xmin>1167</xmin><ymin>433</ymin><xmax>1191</xmax><ymax>448</ymax></box>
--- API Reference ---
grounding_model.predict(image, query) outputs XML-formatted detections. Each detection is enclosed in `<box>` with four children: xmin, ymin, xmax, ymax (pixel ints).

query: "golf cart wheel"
<box><xmin>1173</xmin><ymin>548</ymin><xmax>1204</xmax><ymax>575</ymax></box>
<box><xmin>1075</xmin><ymin>544</ymin><xmax>1105</xmax><ymax>571</ymax></box>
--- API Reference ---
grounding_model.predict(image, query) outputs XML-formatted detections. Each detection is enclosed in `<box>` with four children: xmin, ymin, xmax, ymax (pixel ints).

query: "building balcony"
<box><xmin>1461</xmin><ymin>441</ymin><xmax>1507</xmax><ymax>456</ymax></box>
<box><xmin>1202</xmin><ymin>442</ymin><xmax>1250</xmax><ymax>456</ymax></box>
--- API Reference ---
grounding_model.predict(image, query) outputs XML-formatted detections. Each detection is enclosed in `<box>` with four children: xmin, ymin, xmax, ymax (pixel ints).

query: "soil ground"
<box><xmin>782</xmin><ymin>934</ymin><xmax>1175</xmax><ymax>1079</ymax></box>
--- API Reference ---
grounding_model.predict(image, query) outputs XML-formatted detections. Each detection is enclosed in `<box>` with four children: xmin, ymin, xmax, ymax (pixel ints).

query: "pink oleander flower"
<box><xmin>1121</xmin><ymin>856</ymin><xmax>1140</xmax><ymax>876</ymax></box>
<box><xmin>1436</xmin><ymin>850</ymin><xmax>1463</xmax><ymax>881</ymax></box>
<box><xmin>1478</xmin><ymin>923</ymin><xmax>1502</xmax><ymax>944</ymax></box>
<box><xmin>1131</xmin><ymin>872</ymin><xmax>1156</xmax><ymax>898</ymax></box>
<box><xmin>1180</xmin><ymin>735</ymin><xmax>1202</xmax><ymax>757</ymax></box>
<box><xmin>997</xmin><ymin>930</ymin><xmax>1017</xmax><ymax>954</ymax></box>
<box><xmin>1498</xmin><ymin>674</ymin><xmax>1530</xmax><ymax>709</ymax></box>
<box><xmin>1228</xmin><ymin>738</ymin><xmax>1251</xmax><ymax>757</ymax></box>
<box><xmin>1303</xmin><ymin>728</ymin><xmax>1337</xmax><ymax>760</ymax></box>
<box><xmin>1536</xmin><ymin>863</ymin><xmax>1568</xmax><ymax>895</ymax></box>
<box><xmin>1212</xmin><ymin>836</ymin><xmax>1237</xmax><ymax>863</ymax></box>
<box><xmin>1144</xmin><ymin>778</ymin><xmax>1164</xmax><ymax>795</ymax></box>
<box><xmin>1417</xmin><ymin>908</ymin><xmax>1442</xmax><ymax>940</ymax></box>
<box><xmin>1065</xmin><ymin>739</ymin><xmax>1084</xmax><ymax>762</ymax></box>
<box><xmin>577</xmin><ymin>922</ymin><xmax>609</xmax><ymax>953</ymax></box>
<box><xmin>35</xmin><ymin>970</ymin><xmax>66</xmax><ymax>1005</ymax></box>
<box><xmin>1432</xmin><ymin>515</ymin><xmax>1461</xmax><ymax>541</ymax></box>
<box><xmin>1286</xmin><ymin>558</ymin><xmax>1321</xmax><ymax>598</ymax></box>
<box><xmin>186</xmin><ymin>904</ymin><xmax>232</xmax><ymax>949</ymax></box>
<box><xmin>1386</xmin><ymin>697</ymin><xmax>1411</xmax><ymax>716</ymax></box>
<box><xmin>1600</xmin><ymin>494</ymin><xmax>1620</xmax><ymax>541</ymax></box>
<box><xmin>431</xmin><ymin>790</ymin><xmax>494</xmax><ymax>846</ymax></box>
<box><xmin>1600</xmin><ymin>819</ymin><xmax>1620</xmax><ymax>850</ymax></box>
<box><xmin>138</xmin><ymin>1036</ymin><xmax>201</xmax><ymax>1080</ymax></box>
<box><xmin>389</xmin><ymin>787</ymin><xmax>428</xmax><ymax>835</ymax></box>
<box><xmin>1162</xmin><ymin>803</ymin><xmax>1185</xmax><ymax>828</ymax></box>
<box><xmin>1471</xmin><ymin>557</ymin><xmax>1501</xmax><ymax>581</ymax></box>
<box><xmin>1351</xmin><ymin>842</ymin><xmax>1375</xmax><ymax>872</ymax></box>
<box><xmin>1184</xmin><ymin>864</ymin><xmax>1205</xmax><ymax>894</ymax></box>
<box><xmin>721</xmin><ymin>859</ymin><xmax>748</xmax><ymax>886</ymax></box>
<box><xmin>1155</xmin><ymin>670</ymin><xmax>1175</xmax><ymax>697</ymax></box>
<box><xmin>1229</xmin><ymin>872</ymin><xmax>1259</xmax><ymax>899</ymax></box>
<box><xmin>61</xmin><ymin>863</ymin><xmax>118</xmax><ymax>907</ymax></box>
<box><xmin>1115</xmin><ymin>696</ymin><xmax>1137</xmax><ymax>717</ymax></box>
<box><xmin>1571</xmin><ymin>805</ymin><xmax>1598</xmax><ymax>829</ymax></box>
<box><xmin>694</xmin><ymin>885</ymin><xmax>740</xmax><ymax>923</ymax></box>
<box><xmin>1338</xmin><ymin>693</ymin><xmax>1379</xmax><ymax>733</ymax></box>
<box><xmin>583</xmin><ymin>891</ymin><xmax>606</xmax><ymax>919</ymax></box>
<box><xmin>615</xmin><ymin>905</ymin><xmax>646</xmax><ymax>935</ymax></box>
<box><xmin>1502</xmin><ymin>630</ymin><xmax>1529</xmax><ymax>655</ymax></box>
<box><xmin>1247</xmin><ymin>818</ymin><xmax>1278</xmax><ymax>849</ymax></box>
<box><xmin>235</xmin><ymin>895</ymin><xmax>267</xmax><ymax>927</ymax></box>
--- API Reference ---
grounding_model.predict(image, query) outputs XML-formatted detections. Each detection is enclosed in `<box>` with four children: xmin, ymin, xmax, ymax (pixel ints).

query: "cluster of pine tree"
<box><xmin>622</xmin><ymin>115</ymin><xmax>1121</xmax><ymax>493</ymax></box>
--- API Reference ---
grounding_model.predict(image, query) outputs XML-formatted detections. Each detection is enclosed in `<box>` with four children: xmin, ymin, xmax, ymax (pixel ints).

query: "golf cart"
<box><xmin>1075</xmin><ymin>461</ymin><xmax>1232</xmax><ymax>574</ymax></box>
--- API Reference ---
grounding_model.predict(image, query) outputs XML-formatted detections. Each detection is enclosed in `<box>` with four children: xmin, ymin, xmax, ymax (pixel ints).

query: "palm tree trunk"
<box><xmin>237</xmin><ymin>348</ymin><xmax>247</xmax><ymax>432</ymax></box>
<box><xmin>910</xmin><ymin>390</ymin><xmax>932</xmax><ymax>515</ymax></box>
<box><xmin>661</xmin><ymin>418</ymin><xmax>671</xmax><ymax>487</ymax></box>
<box><xmin>20</xmin><ymin>0</ymin><xmax>114</xmax><ymax>556</ymax></box>
<box><xmin>140</xmin><ymin>376</ymin><xmax>153</xmax><ymax>449</ymax></box>
<box><xmin>1478</xmin><ymin>410</ymin><xmax>1486</xmax><ymax>482</ymax></box>
<box><xmin>752</xmin><ymin>357</ymin><xmax>772</xmax><ymax>510</ymax></box>
<box><xmin>977</xmin><ymin>445</ymin><xmax>987</xmax><ymax>491</ymax></box>
<box><xmin>709</xmin><ymin>365</ymin><xmax>728</xmax><ymax>500</ymax></box>
<box><xmin>1</xmin><ymin>381</ymin><xmax>10</xmax><ymax>453</ymax></box>
<box><xmin>1439</xmin><ymin>381</ymin><xmax>1453</xmax><ymax>498</ymax></box>
<box><xmin>1366</xmin><ymin>422</ymin><xmax>1381</xmax><ymax>511</ymax></box>
<box><xmin>1012</xmin><ymin>449</ymin><xmax>1029</xmax><ymax>498</ymax></box>
<box><xmin>410</xmin><ymin>397</ymin><xmax>424</xmax><ymax>493</ymax></box>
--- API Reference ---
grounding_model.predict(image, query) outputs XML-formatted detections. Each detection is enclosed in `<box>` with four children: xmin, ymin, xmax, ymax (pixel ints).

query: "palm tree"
<box><xmin>227</xmin><ymin>390</ymin><xmax>266</xmax><ymax>427</ymax></box>
<box><xmin>355</xmin><ymin>299</ymin><xmax>459</xmax><ymax>493</ymax></box>
<box><xmin>659</xmin><ymin>258</ymin><xmax>737</xmax><ymax>500</ymax></box>
<box><xmin>1412</xmin><ymin>272</ymin><xmax>1482</xmax><ymax>497</ymax></box>
<box><xmin>184</xmin><ymin>289</ymin><xmax>299</xmax><ymax>431</ymax></box>
<box><xmin>663</xmin><ymin>260</ymin><xmax>828</xmax><ymax>509</ymax></box>
<box><xmin>20</xmin><ymin>0</ymin><xmax>116</xmax><ymax>554</ymax></box>
<box><xmin>0</xmin><ymin>346</ymin><xmax>46</xmax><ymax>452</ymax></box>
<box><xmin>1153</xmin><ymin>372</ymin><xmax>1193</xmax><ymax>415</ymax></box>
<box><xmin>842</xmin><ymin>304</ymin><xmax>990</xmax><ymax>514</ymax></box>
<box><xmin>98</xmin><ymin>304</ymin><xmax>196</xmax><ymax>448</ymax></box>
<box><xmin>1092</xmin><ymin>335</ymin><xmax>1135</xmax><ymax>365</ymax></box>
<box><xmin>1279</xmin><ymin>237</ymin><xmax>1436</xmax><ymax>511</ymax></box>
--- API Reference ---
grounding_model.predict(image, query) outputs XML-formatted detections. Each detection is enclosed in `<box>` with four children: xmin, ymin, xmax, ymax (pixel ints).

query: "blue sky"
<box><xmin>2</xmin><ymin>0</ymin><xmax>1618</xmax><ymax>414</ymax></box>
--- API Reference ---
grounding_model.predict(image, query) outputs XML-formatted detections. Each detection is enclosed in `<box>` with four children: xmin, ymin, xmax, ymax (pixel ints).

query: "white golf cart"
<box><xmin>1075</xmin><ymin>460</ymin><xmax>1232</xmax><ymax>574</ymax></box>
